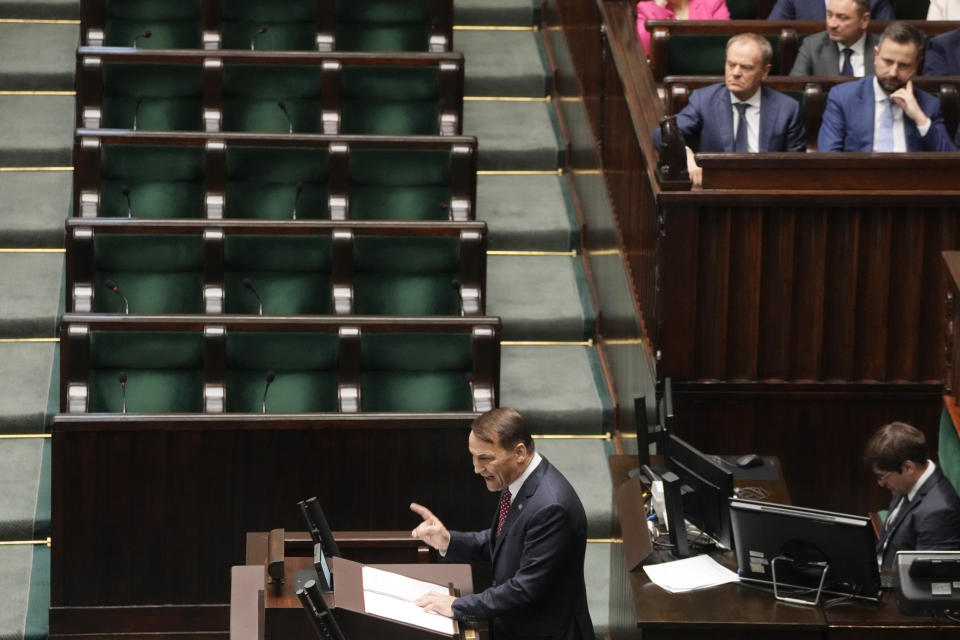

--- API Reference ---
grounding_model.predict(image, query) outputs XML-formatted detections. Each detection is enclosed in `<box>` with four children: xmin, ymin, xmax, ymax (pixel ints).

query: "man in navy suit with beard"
<box><xmin>411</xmin><ymin>408</ymin><xmax>595</xmax><ymax>640</ymax></box>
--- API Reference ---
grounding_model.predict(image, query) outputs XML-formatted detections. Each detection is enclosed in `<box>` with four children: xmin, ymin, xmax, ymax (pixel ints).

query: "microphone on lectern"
<box><xmin>132</xmin><ymin>94</ymin><xmax>143</xmax><ymax>131</ymax></box>
<box><xmin>261</xmin><ymin>370</ymin><xmax>276</xmax><ymax>414</ymax></box>
<box><xmin>242</xmin><ymin>278</ymin><xmax>264</xmax><ymax>316</ymax></box>
<box><xmin>250</xmin><ymin>26</ymin><xmax>268</xmax><ymax>50</ymax></box>
<box><xmin>121</xmin><ymin>185</ymin><xmax>133</xmax><ymax>218</ymax></box>
<box><xmin>277</xmin><ymin>100</ymin><xmax>294</xmax><ymax>134</ymax></box>
<box><xmin>104</xmin><ymin>279</ymin><xmax>130</xmax><ymax>314</ymax></box>
<box><xmin>292</xmin><ymin>181</ymin><xmax>304</xmax><ymax>220</ymax></box>
<box><xmin>118</xmin><ymin>371</ymin><xmax>128</xmax><ymax>414</ymax></box>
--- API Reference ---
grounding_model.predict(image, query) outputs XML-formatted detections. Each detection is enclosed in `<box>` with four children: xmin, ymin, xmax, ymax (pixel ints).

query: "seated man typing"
<box><xmin>654</xmin><ymin>33</ymin><xmax>805</xmax><ymax>186</ymax></box>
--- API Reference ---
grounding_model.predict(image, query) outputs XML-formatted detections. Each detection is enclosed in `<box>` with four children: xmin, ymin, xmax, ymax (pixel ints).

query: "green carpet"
<box><xmin>453</xmin><ymin>0</ymin><xmax>538</xmax><ymax>26</ymax></box>
<box><xmin>0</xmin><ymin>24</ymin><xmax>77</xmax><ymax>91</ymax></box>
<box><xmin>0</xmin><ymin>172</ymin><xmax>71</xmax><ymax>248</ymax></box>
<box><xmin>0</xmin><ymin>344</ymin><xmax>58</xmax><ymax>434</ymax></box>
<box><xmin>584</xmin><ymin>541</ymin><xmax>611</xmax><ymax>637</ymax></box>
<box><xmin>0</xmin><ymin>440</ymin><xmax>46</xmax><ymax>541</ymax></box>
<box><xmin>0</xmin><ymin>545</ymin><xmax>34</xmax><ymax>638</ymax></box>
<box><xmin>458</xmin><ymin>30</ymin><xmax>550</xmax><ymax>97</ymax></box>
<box><xmin>501</xmin><ymin>345</ymin><xmax>612</xmax><ymax>434</ymax></box>
<box><xmin>487</xmin><ymin>254</ymin><xmax>594</xmax><ymax>341</ymax></box>
<box><xmin>478</xmin><ymin>174</ymin><xmax>577</xmax><ymax>251</ymax></box>
<box><xmin>464</xmin><ymin>100</ymin><xmax>562</xmax><ymax>170</ymax></box>
<box><xmin>0</xmin><ymin>96</ymin><xmax>74</xmax><ymax>166</ymax></box>
<box><xmin>0</xmin><ymin>254</ymin><xmax>63</xmax><ymax>338</ymax></box>
<box><xmin>537</xmin><ymin>438</ymin><xmax>617</xmax><ymax>538</ymax></box>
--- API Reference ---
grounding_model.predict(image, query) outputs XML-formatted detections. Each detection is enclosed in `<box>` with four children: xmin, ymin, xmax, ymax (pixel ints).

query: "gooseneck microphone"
<box><xmin>132</xmin><ymin>95</ymin><xmax>143</xmax><ymax>131</ymax></box>
<box><xmin>242</xmin><ymin>278</ymin><xmax>264</xmax><ymax>315</ymax></box>
<box><xmin>261</xmin><ymin>370</ymin><xmax>275</xmax><ymax>414</ymax></box>
<box><xmin>121</xmin><ymin>185</ymin><xmax>133</xmax><ymax>218</ymax></box>
<box><xmin>104</xmin><ymin>279</ymin><xmax>130</xmax><ymax>314</ymax></box>
<box><xmin>292</xmin><ymin>181</ymin><xmax>303</xmax><ymax>220</ymax></box>
<box><xmin>250</xmin><ymin>26</ymin><xmax>268</xmax><ymax>50</ymax></box>
<box><xmin>132</xmin><ymin>31</ymin><xmax>151</xmax><ymax>48</ymax></box>
<box><xmin>277</xmin><ymin>100</ymin><xmax>294</xmax><ymax>134</ymax></box>
<box><xmin>119</xmin><ymin>371</ymin><xmax>128</xmax><ymax>414</ymax></box>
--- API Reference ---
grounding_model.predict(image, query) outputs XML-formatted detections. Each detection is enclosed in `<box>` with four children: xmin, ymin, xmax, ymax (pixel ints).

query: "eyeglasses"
<box><xmin>875</xmin><ymin>470</ymin><xmax>896</xmax><ymax>484</ymax></box>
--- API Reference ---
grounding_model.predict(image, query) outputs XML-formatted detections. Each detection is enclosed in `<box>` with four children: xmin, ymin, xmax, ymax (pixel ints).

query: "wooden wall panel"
<box><xmin>790</xmin><ymin>210</ymin><xmax>827</xmax><ymax>380</ymax></box>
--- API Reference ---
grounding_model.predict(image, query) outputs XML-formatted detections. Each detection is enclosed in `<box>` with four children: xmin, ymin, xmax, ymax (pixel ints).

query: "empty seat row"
<box><xmin>65</xmin><ymin>219</ymin><xmax>486</xmax><ymax>316</ymax></box>
<box><xmin>60</xmin><ymin>315</ymin><xmax>500</xmax><ymax>414</ymax></box>
<box><xmin>74</xmin><ymin>132</ymin><xmax>476</xmax><ymax>221</ymax></box>
<box><xmin>77</xmin><ymin>49</ymin><xmax>463</xmax><ymax>136</ymax></box>
<box><xmin>81</xmin><ymin>0</ymin><xmax>453</xmax><ymax>52</ymax></box>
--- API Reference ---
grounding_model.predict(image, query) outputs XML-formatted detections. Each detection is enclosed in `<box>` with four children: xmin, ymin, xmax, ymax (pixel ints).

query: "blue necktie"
<box><xmin>841</xmin><ymin>48</ymin><xmax>854</xmax><ymax>76</ymax></box>
<box><xmin>876</xmin><ymin>98</ymin><xmax>894</xmax><ymax>152</ymax></box>
<box><xmin>733</xmin><ymin>102</ymin><xmax>750</xmax><ymax>152</ymax></box>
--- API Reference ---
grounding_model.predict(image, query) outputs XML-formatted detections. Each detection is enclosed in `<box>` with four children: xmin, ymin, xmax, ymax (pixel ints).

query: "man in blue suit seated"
<box><xmin>923</xmin><ymin>28</ymin><xmax>960</xmax><ymax>76</ymax></box>
<box><xmin>865</xmin><ymin>422</ymin><xmax>960</xmax><ymax>572</ymax></box>
<box><xmin>654</xmin><ymin>33</ymin><xmax>805</xmax><ymax>186</ymax></box>
<box><xmin>410</xmin><ymin>408</ymin><xmax>595</xmax><ymax>640</ymax></box>
<box><xmin>768</xmin><ymin>0</ymin><xmax>893</xmax><ymax>19</ymax></box>
<box><xmin>818</xmin><ymin>22</ymin><xmax>958</xmax><ymax>151</ymax></box>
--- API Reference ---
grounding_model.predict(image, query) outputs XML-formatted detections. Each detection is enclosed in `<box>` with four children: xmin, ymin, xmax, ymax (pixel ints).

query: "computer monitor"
<box><xmin>729</xmin><ymin>498</ymin><xmax>881</xmax><ymax>604</ymax></box>
<box><xmin>664</xmin><ymin>432</ymin><xmax>734</xmax><ymax>550</ymax></box>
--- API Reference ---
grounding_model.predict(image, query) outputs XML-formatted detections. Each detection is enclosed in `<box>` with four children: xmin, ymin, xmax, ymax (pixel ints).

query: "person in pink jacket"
<box><xmin>636</xmin><ymin>0</ymin><xmax>730</xmax><ymax>55</ymax></box>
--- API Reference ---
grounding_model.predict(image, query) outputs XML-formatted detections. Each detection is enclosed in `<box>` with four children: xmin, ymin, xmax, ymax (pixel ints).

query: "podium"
<box><xmin>231</xmin><ymin>554</ymin><xmax>486</xmax><ymax>640</ymax></box>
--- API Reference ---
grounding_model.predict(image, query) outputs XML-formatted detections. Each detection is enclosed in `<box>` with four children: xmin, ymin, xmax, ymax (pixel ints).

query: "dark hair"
<box><xmin>471</xmin><ymin>408</ymin><xmax>534</xmax><ymax>453</ymax></box>
<box><xmin>727</xmin><ymin>33</ymin><xmax>773</xmax><ymax>67</ymax></box>
<box><xmin>836</xmin><ymin>0</ymin><xmax>871</xmax><ymax>16</ymax></box>
<box><xmin>878</xmin><ymin>21</ymin><xmax>926</xmax><ymax>51</ymax></box>
<box><xmin>863</xmin><ymin>421</ymin><xmax>927</xmax><ymax>472</ymax></box>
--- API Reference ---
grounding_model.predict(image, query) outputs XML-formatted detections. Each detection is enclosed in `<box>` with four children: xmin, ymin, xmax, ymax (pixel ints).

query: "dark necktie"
<box><xmin>841</xmin><ymin>48</ymin><xmax>854</xmax><ymax>76</ymax></box>
<box><xmin>496</xmin><ymin>488</ymin><xmax>512</xmax><ymax>535</ymax></box>
<box><xmin>733</xmin><ymin>102</ymin><xmax>750</xmax><ymax>152</ymax></box>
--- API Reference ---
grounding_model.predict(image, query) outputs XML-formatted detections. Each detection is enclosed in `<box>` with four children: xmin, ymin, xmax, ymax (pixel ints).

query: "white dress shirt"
<box><xmin>729</xmin><ymin>88</ymin><xmax>762</xmax><ymax>152</ymax></box>
<box><xmin>872</xmin><ymin>76</ymin><xmax>930</xmax><ymax>152</ymax></box>
<box><xmin>928</xmin><ymin>0</ymin><xmax>960</xmax><ymax>20</ymax></box>
<box><xmin>836</xmin><ymin>33</ymin><xmax>867</xmax><ymax>77</ymax></box>
<box><xmin>507</xmin><ymin>452</ymin><xmax>543</xmax><ymax>504</ymax></box>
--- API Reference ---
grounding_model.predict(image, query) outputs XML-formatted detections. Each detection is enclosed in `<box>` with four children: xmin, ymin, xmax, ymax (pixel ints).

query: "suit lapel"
<box><xmin>880</xmin><ymin>469</ymin><xmax>940</xmax><ymax>550</ymax></box>
<box><xmin>858</xmin><ymin>78</ymin><xmax>875</xmax><ymax>151</ymax></box>
<box><xmin>821</xmin><ymin>37</ymin><xmax>840</xmax><ymax>76</ymax></box>
<box><xmin>757</xmin><ymin>88</ymin><xmax>777</xmax><ymax>152</ymax></box>
<box><xmin>712</xmin><ymin>88</ymin><xmax>735</xmax><ymax>152</ymax></box>
<box><xmin>492</xmin><ymin>460</ymin><xmax>548</xmax><ymax>561</ymax></box>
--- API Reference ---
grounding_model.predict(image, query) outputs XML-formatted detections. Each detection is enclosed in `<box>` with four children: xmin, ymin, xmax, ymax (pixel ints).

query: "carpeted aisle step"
<box><xmin>0</xmin><ymin>95</ymin><xmax>74</xmax><ymax>166</ymax></box>
<box><xmin>487</xmin><ymin>254</ymin><xmax>594</xmax><ymax>341</ymax></box>
<box><xmin>479</xmin><ymin>174</ymin><xmax>577</xmax><ymax>252</ymax></box>
<box><xmin>0</xmin><ymin>344</ymin><xmax>58</xmax><ymax>434</ymax></box>
<box><xmin>458</xmin><ymin>30</ymin><xmax>550</xmax><ymax>97</ymax></box>
<box><xmin>0</xmin><ymin>544</ymin><xmax>49</xmax><ymax>640</ymax></box>
<box><xmin>0</xmin><ymin>439</ymin><xmax>49</xmax><ymax>541</ymax></box>
<box><xmin>465</xmin><ymin>100</ymin><xmax>562</xmax><ymax>170</ymax></box>
<box><xmin>0</xmin><ymin>23</ymin><xmax>77</xmax><ymax>91</ymax></box>
<box><xmin>584</xmin><ymin>542</ymin><xmax>610</xmax><ymax>636</ymax></box>
<box><xmin>0</xmin><ymin>1</ymin><xmax>78</xmax><ymax>19</ymax></box>
<box><xmin>454</xmin><ymin>0</ymin><xmax>538</xmax><ymax>26</ymax></box>
<box><xmin>501</xmin><ymin>345</ymin><xmax>612</xmax><ymax>435</ymax></box>
<box><xmin>0</xmin><ymin>172</ymin><xmax>71</xmax><ymax>248</ymax></box>
<box><xmin>0</xmin><ymin>253</ymin><xmax>63</xmax><ymax>338</ymax></box>
<box><xmin>536</xmin><ymin>437</ymin><xmax>616</xmax><ymax>538</ymax></box>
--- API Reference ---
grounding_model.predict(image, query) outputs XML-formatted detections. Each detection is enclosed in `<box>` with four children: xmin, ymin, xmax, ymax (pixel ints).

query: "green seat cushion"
<box><xmin>100</xmin><ymin>63</ymin><xmax>203</xmax><ymax>130</ymax></box>
<box><xmin>349</xmin><ymin>148</ymin><xmax>451</xmax><ymax>219</ymax></box>
<box><xmin>348</xmin><ymin>185</ymin><xmax>450</xmax><ymax>220</ymax></box>
<box><xmin>223</xmin><ymin>65</ymin><xmax>323</xmax><ymax>132</ymax></box>
<box><xmin>223</xmin><ymin>97</ymin><xmax>323</xmax><ymax>133</ymax></box>
<box><xmin>334</xmin><ymin>2</ymin><xmax>436</xmax><ymax>52</ymax></box>
<box><xmin>340</xmin><ymin>100</ymin><xmax>439</xmax><ymax>135</ymax></box>
<box><xmin>340</xmin><ymin>65</ymin><xmax>441</xmax><ymax>134</ymax></box>
<box><xmin>225</xmin><ymin>147</ymin><xmax>329</xmax><ymax>219</ymax></box>
<box><xmin>360</xmin><ymin>331</ymin><xmax>472</xmax><ymax>411</ymax></box>
<box><xmin>225</xmin><ymin>181</ymin><xmax>329</xmax><ymax>219</ymax></box>
<box><xmin>353</xmin><ymin>235</ymin><xmax>460</xmax><ymax>314</ymax></box>
<box><xmin>220</xmin><ymin>21</ymin><xmax>316</xmax><ymax>50</ymax></box>
<box><xmin>100</xmin><ymin>145</ymin><xmax>206</xmax><ymax>218</ymax></box>
<box><xmin>225</xmin><ymin>331</ymin><xmax>339</xmax><ymax>412</ymax></box>
<box><xmin>104</xmin><ymin>19</ymin><xmax>202</xmax><ymax>48</ymax></box>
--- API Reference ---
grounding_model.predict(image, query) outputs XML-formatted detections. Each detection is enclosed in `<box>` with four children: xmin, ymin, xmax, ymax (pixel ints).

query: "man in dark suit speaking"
<box><xmin>411</xmin><ymin>408</ymin><xmax>595</xmax><ymax>640</ymax></box>
<box><xmin>866</xmin><ymin>422</ymin><xmax>960</xmax><ymax>572</ymax></box>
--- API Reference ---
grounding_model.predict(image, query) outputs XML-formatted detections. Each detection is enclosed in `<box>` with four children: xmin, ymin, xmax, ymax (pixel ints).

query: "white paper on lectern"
<box><xmin>642</xmin><ymin>554</ymin><xmax>740</xmax><ymax>593</ymax></box>
<box><xmin>360</xmin><ymin>566</ymin><xmax>455</xmax><ymax>635</ymax></box>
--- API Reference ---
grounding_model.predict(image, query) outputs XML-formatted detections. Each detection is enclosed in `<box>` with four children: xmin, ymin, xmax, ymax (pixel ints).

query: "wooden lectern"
<box><xmin>231</xmin><ymin>554</ymin><xmax>486</xmax><ymax>640</ymax></box>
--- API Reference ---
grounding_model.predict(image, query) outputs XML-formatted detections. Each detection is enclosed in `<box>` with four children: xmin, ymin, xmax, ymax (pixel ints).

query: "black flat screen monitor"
<box><xmin>730</xmin><ymin>498</ymin><xmax>881</xmax><ymax>602</ymax></box>
<box><xmin>664</xmin><ymin>433</ymin><xmax>734</xmax><ymax>549</ymax></box>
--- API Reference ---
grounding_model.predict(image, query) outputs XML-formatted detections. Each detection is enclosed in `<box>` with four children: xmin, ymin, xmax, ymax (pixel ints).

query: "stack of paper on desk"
<box><xmin>642</xmin><ymin>555</ymin><xmax>740</xmax><ymax>593</ymax></box>
<box><xmin>361</xmin><ymin>565</ymin><xmax>456</xmax><ymax>636</ymax></box>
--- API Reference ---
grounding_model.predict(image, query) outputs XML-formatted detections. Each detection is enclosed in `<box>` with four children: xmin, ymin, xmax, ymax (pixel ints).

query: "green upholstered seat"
<box><xmin>725</xmin><ymin>0</ymin><xmax>758</xmax><ymax>19</ymax></box>
<box><xmin>348</xmin><ymin>148</ymin><xmax>452</xmax><ymax>221</ymax></box>
<box><xmin>100</xmin><ymin>63</ymin><xmax>203</xmax><ymax>130</ymax></box>
<box><xmin>225</xmin><ymin>332</ymin><xmax>338</xmax><ymax>412</ymax></box>
<box><xmin>340</xmin><ymin>65</ymin><xmax>441</xmax><ymax>135</ymax></box>
<box><xmin>360</xmin><ymin>332</ymin><xmax>473</xmax><ymax>412</ymax></box>
<box><xmin>87</xmin><ymin>330</ymin><xmax>204</xmax><ymax>412</ymax></box>
<box><xmin>103</xmin><ymin>0</ymin><xmax>202</xmax><ymax>48</ymax></box>
<box><xmin>667</xmin><ymin>34</ymin><xmax>782</xmax><ymax>76</ymax></box>
<box><xmin>100</xmin><ymin>145</ymin><xmax>206</xmax><ymax>218</ymax></box>
<box><xmin>939</xmin><ymin>409</ymin><xmax>960</xmax><ymax>495</ymax></box>
<box><xmin>222</xmin><ymin>65</ymin><xmax>323</xmax><ymax>133</ymax></box>
<box><xmin>225</xmin><ymin>146</ymin><xmax>329</xmax><ymax>219</ymax></box>
<box><xmin>224</xmin><ymin>235</ymin><xmax>333</xmax><ymax>314</ymax></box>
<box><xmin>92</xmin><ymin>234</ymin><xmax>204</xmax><ymax>313</ymax></box>
<box><xmin>334</xmin><ymin>0</ymin><xmax>436</xmax><ymax>51</ymax></box>
<box><xmin>893</xmin><ymin>0</ymin><xmax>929</xmax><ymax>18</ymax></box>
<box><xmin>353</xmin><ymin>236</ymin><xmax>461</xmax><ymax>315</ymax></box>
<box><xmin>220</xmin><ymin>0</ymin><xmax>317</xmax><ymax>50</ymax></box>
